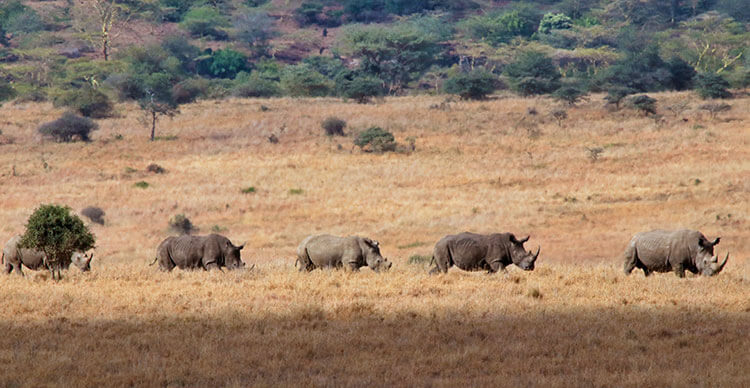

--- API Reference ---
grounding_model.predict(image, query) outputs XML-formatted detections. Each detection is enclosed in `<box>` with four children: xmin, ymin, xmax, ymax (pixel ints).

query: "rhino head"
<box><xmin>223</xmin><ymin>240</ymin><xmax>246</xmax><ymax>270</ymax></box>
<box><xmin>696</xmin><ymin>236</ymin><xmax>728</xmax><ymax>276</ymax></box>
<box><xmin>70</xmin><ymin>252</ymin><xmax>93</xmax><ymax>272</ymax></box>
<box><xmin>359</xmin><ymin>238</ymin><xmax>392</xmax><ymax>272</ymax></box>
<box><xmin>509</xmin><ymin>235</ymin><xmax>540</xmax><ymax>271</ymax></box>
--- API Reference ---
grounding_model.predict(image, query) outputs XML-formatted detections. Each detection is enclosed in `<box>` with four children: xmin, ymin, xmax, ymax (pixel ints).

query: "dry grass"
<box><xmin>0</xmin><ymin>93</ymin><xmax>749</xmax><ymax>387</ymax></box>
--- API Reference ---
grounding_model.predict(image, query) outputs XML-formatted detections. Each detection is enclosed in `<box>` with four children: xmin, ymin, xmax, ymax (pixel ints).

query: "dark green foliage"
<box><xmin>158</xmin><ymin>0</ymin><xmax>196</xmax><ymax>22</ymax></box>
<box><xmin>334</xmin><ymin>70</ymin><xmax>385</xmax><ymax>103</ymax></box>
<box><xmin>627</xmin><ymin>95</ymin><xmax>657</xmax><ymax>115</ymax></box>
<box><xmin>180</xmin><ymin>6</ymin><xmax>229</xmax><ymax>39</ymax></box>
<box><xmin>354</xmin><ymin>127</ymin><xmax>396</xmax><ymax>153</ymax></box>
<box><xmin>716</xmin><ymin>0</ymin><xmax>750</xmax><ymax>22</ymax></box>
<box><xmin>552</xmin><ymin>86</ymin><xmax>588</xmax><ymax>105</ymax></box>
<box><xmin>322</xmin><ymin>117</ymin><xmax>347</xmax><ymax>136</ymax></box>
<box><xmin>0</xmin><ymin>0</ymin><xmax>44</xmax><ymax>34</ymax></box>
<box><xmin>444</xmin><ymin>70</ymin><xmax>497</xmax><ymax>100</ymax></box>
<box><xmin>38</xmin><ymin>112</ymin><xmax>98</xmax><ymax>142</ymax></box>
<box><xmin>295</xmin><ymin>1</ymin><xmax>324</xmax><ymax>26</ymax></box>
<box><xmin>303</xmin><ymin>56</ymin><xmax>346</xmax><ymax>79</ymax></box>
<box><xmin>604</xmin><ymin>86</ymin><xmax>636</xmax><ymax>109</ymax></box>
<box><xmin>0</xmin><ymin>79</ymin><xmax>16</xmax><ymax>103</ymax></box>
<box><xmin>161</xmin><ymin>35</ymin><xmax>202</xmax><ymax>74</ymax></box>
<box><xmin>504</xmin><ymin>51</ymin><xmax>561</xmax><ymax>96</ymax></box>
<box><xmin>240</xmin><ymin>186</ymin><xmax>256</xmax><ymax>194</ymax></box>
<box><xmin>172</xmin><ymin>78</ymin><xmax>210</xmax><ymax>104</ymax></box>
<box><xmin>667</xmin><ymin>57</ymin><xmax>697</xmax><ymax>91</ymax></box>
<box><xmin>345</xmin><ymin>0</ymin><xmax>389</xmax><ymax>23</ymax></box>
<box><xmin>695</xmin><ymin>72</ymin><xmax>732</xmax><ymax>99</ymax></box>
<box><xmin>460</xmin><ymin>5</ymin><xmax>540</xmax><ymax>45</ymax></box>
<box><xmin>538</xmin><ymin>13</ymin><xmax>573</xmax><ymax>34</ymax></box>
<box><xmin>281</xmin><ymin>64</ymin><xmax>332</xmax><ymax>97</ymax></box>
<box><xmin>54</xmin><ymin>87</ymin><xmax>114</xmax><ymax>118</ymax></box>
<box><xmin>232</xmin><ymin>72</ymin><xmax>280</xmax><ymax>98</ymax></box>
<box><xmin>208</xmin><ymin>48</ymin><xmax>248</xmax><ymax>79</ymax></box>
<box><xmin>169</xmin><ymin>214</ymin><xmax>195</xmax><ymax>235</ymax></box>
<box><xmin>134</xmin><ymin>181</ymin><xmax>150</xmax><ymax>189</ymax></box>
<box><xmin>20</xmin><ymin>204</ymin><xmax>95</xmax><ymax>279</ymax></box>
<box><xmin>597</xmin><ymin>46</ymin><xmax>676</xmax><ymax>92</ymax></box>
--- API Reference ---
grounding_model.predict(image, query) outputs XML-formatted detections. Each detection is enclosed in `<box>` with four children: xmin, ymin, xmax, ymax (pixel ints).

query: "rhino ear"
<box><xmin>519</xmin><ymin>236</ymin><xmax>530</xmax><ymax>244</ymax></box>
<box><xmin>711</xmin><ymin>237</ymin><xmax>720</xmax><ymax>246</ymax></box>
<box><xmin>509</xmin><ymin>234</ymin><xmax>519</xmax><ymax>244</ymax></box>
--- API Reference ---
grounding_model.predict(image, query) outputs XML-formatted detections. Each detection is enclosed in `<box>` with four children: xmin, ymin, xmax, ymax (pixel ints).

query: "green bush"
<box><xmin>0</xmin><ymin>79</ymin><xmax>16</xmax><ymax>103</ymax></box>
<box><xmin>538</xmin><ymin>12</ymin><xmax>572</xmax><ymax>34</ymax></box>
<box><xmin>54</xmin><ymin>87</ymin><xmax>114</xmax><ymax>118</ymax></box>
<box><xmin>504</xmin><ymin>51</ymin><xmax>561</xmax><ymax>96</ymax></box>
<box><xmin>294</xmin><ymin>1</ymin><xmax>324</xmax><ymax>26</ymax></box>
<box><xmin>334</xmin><ymin>71</ymin><xmax>384</xmax><ymax>103</ymax></box>
<box><xmin>240</xmin><ymin>186</ymin><xmax>256</xmax><ymax>194</ymax></box>
<box><xmin>134</xmin><ymin>181</ymin><xmax>150</xmax><ymax>189</ymax></box>
<box><xmin>322</xmin><ymin>117</ymin><xmax>346</xmax><ymax>136</ymax></box>
<box><xmin>444</xmin><ymin>70</ymin><xmax>497</xmax><ymax>100</ymax></box>
<box><xmin>0</xmin><ymin>0</ymin><xmax>44</xmax><ymax>34</ymax></box>
<box><xmin>180</xmin><ymin>6</ymin><xmax>229</xmax><ymax>39</ymax></box>
<box><xmin>627</xmin><ymin>95</ymin><xmax>657</xmax><ymax>115</ymax></box>
<box><xmin>695</xmin><ymin>72</ymin><xmax>732</xmax><ymax>99</ymax></box>
<box><xmin>232</xmin><ymin>72</ymin><xmax>280</xmax><ymax>98</ymax></box>
<box><xmin>19</xmin><ymin>204</ymin><xmax>95</xmax><ymax>279</ymax></box>
<box><xmin>208</xmin><ymin>48</ymin><xmax>249</xmax><ymax>79</ymax></box>
<box><xmin>38</xmin><ymin>112</ymin><xmax>98</xmax><ymax>142</ymax></box>
<box><xmin>604</xmin><ymin>86</ymin><xmax>636</xmax><ymax>109</ymax></box>
<box><xmin>552</xmin><ymin>86</ymin><xmax>588</xmax><ymax>105</ymax></box>
<box><xmin>169</xmin><ymin>214</ymin><xmax>195</xmax><ymax>235</ymax></box>
<box><xmin>354</xmin><ymin>127</ymin><xmax>396</xmax><ymax>153</ymax></box>
<box><xmin>459</xmin><ymin>6</ymin><xmax>540</xmax><ymax>45</ymax></box>
<box><xmin>281</xmin><ymin>64</ymin><xmax>332</xmax><ymax>97</ymax></box>
<box><xmin>172</xmin><ymin>78</ymin><xmax>210</xmax><ymax>104</ymax></box>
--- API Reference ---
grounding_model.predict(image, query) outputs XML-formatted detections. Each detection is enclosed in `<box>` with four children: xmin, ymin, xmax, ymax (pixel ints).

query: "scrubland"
<box><xmin>0</xmin><ymin>93</ymin><xmax>748</xmax><ymax>387</ymax></box>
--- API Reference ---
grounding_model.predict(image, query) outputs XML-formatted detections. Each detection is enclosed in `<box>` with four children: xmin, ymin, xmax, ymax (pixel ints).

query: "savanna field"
<box><xmin>0</xmin><ymin>93</ymin><xmax>749</xmax><ymax>386</ymax></box>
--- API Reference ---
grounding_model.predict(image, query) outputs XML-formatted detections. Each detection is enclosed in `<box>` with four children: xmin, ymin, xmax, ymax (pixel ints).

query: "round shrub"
<box><xmin>38</xmin><ymin>112</ymin><xmax>98</xmax><ymax>142</ymax></box>
<box><xmin>232</xmin><ymin>72</ymin><xmax>280</xmax><ymax>98</ymax></box>
<box><xmin>321</xmin><ymin>117</ymin><xmax>346</xmax><ymax>136</ymax></box>
<box><xmin>354</xmin><ymin>127</ymin><xmax>396</xmax><ymax>153</ymax></box>
<box><xmin>627</xmin><ymin>95</ymin><xmax>657</xmax><ymax>115</ymax></box>
<box><xmin>444</xmin><ymin>70</ymin><xmax>497</xmax><ymax>100</ymax></box>
<box><xmin>695</xmin><ymin>72</ymin><xmax>732</xmax><ymax>99</ymax></box>
<box><xmin>334</xmin><ymin>71</ymin><xmax>384</xmax><ymax>103</ymax></box>
<box><xmin>55</xmin><ymin>87</ymin><xmax>114</xmax><ymax>118</ymax></box>
<box><xmin>169</xmin><ymin>214</ymin><xmax>196</xmax><ymax>235</ymax></box>
<box><xmin>172</xmin><ymin>78</ymin><xmax>210</xmax><ymax>104</ymax></box>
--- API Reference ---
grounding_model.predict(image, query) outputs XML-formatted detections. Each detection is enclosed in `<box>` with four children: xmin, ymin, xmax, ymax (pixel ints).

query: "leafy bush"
<box><xmin>627</xmin><ymin>95</ymin><xmax>657</xmax><ymax>115</ymax></box>
<box><xmin>695</xmin><ymin>72</ymin><xmax>732</xmax><ymax>99</ymax></box>
<box><xmin>281</xmin><ymin>64</ymin><xmax>332</xmax><ymax>97</ymax></box>
<box><xmin>207</xmin><ymin>48</ymin><xmax>249</xmax><ymax>79</ymax></box>
<box><xmin>38</xmin><ymin>112</ymin><xmax>98</xmax><ymax>142</ymax></box>
<box><xmin>133</xmin><ymin>181</ymin><xmax>150</xmax><ymax>189</ymax></box>
<box><xmin>698</xmin><ymin>102</ymin><xmax>731</xmax><ymax>119</ymax></box>
<box><xmin>0</xmin><ymin>79</ymin><xmax>16</xmax><ymax>103</ymax></box>
<box><xmin>240</xmin><ymin>186</ymin><xmax>256</xmax><ymax>194</ymax></box>
<box><xmin>322</xmin><ymin>117</ymin><xmax>346</xmax><ymax>136</ymax></box>
<box><xmin>354</xmin><ymin>127</ymin><xmax>396</xmax><ymax>153</ymax></box>
<box><xmin>169</xmin><ymin>214</ymin><xmax>196</xmax><ymax>235</ymax></box>
<box><xmin>345</xmin><ymin>0</ymin><xmax>389</xmax><ymax>23</ymax></box>
<box><xmin>295</xmin><ymin>1</ymin><xmax>324</xmax><ymax>25</ymax></box>
<box><xmin>180</xmin><ymin>6</ymin><xmax>229</xmax><ymax>39</ymax></box>
<box><xmin>172</xmin><ymin>78</ymin><xmax>209</xmax><ymax>104</ymax></box>
<box><xmin>54</xmin><ymin>87</ymin><xmax>114</xmax><ymax>118</ymax></box>
<box><xmin>81</xmin><ymin>206</ymin><xmax>105</xmax><ymax>225</ymax></box>
<box><xmin>232</xmin><ymin>72</ymin><xmax>280</xmax><ymax>97</ymax></box>
<box><xmin>552</xmin><ymin>86</ymin><xmax>588</xmax><ymax>105</ymax></box>
<box><xmin>444</xmin><ymin>70</ymin><xmax>497</xmax><ymax>100</ymax></box>
<box><xmin>303</xmin><ymin>56</ymin><xmax>346</xmax><ymax>78</ymax></box>
<box><xmin>538</xmin><ymin>13</ymin><xmax>573</xmax><ymax>34</ymax></box>
<box><xmin>459</xmin><ymin>6</ymin><xmax>540</xmax><ymax>45</ymax></box>
<box><xmin>334</xmin><ymin>71</ymin><xmax>384</xmax><ymax>103</ymax></box>
<box><xmin>20</xmin><ymin>204</ymin><xmax>95</xmax><ymax>280</ymax></box>
<box><xmin>604</xmin><ymin>86</ymin><xmax>636</xmax><ymax>110</ymax></box>
<box><xmin>504</xmin><ymin>51</ymin><xmax>561</xmax><ymax>96</ymax></box>
<box><xmin>0</xmin><ymin>0</ymin><xmax>44</xmax><ymax>34</ymax></box>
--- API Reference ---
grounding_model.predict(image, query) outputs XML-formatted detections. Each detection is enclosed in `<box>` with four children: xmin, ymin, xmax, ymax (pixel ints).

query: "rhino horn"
<box><xmin>86</xmin><ymin>253</ymin><xmax>94</xmax><ymax>263</ymax></box>
<box><xmin>533</xmin><ymin>245</ymin><xmax>540</xmax><ymax>261</ymax></box>
<box><xmin>713</xmin><ymin>252</ymin><xmax>729</xmax><ymax>273</ymax></box>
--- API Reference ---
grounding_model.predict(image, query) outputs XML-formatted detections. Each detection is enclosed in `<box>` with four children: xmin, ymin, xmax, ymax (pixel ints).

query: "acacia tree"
<box><xmin>20</xmin><ymin>204</ymin><xmax>95</xmax><ymax>281</ymax></box>
<box><xmin>72</xmin><ymin>0</ymin><xmax>130</xmax><ymax>61</ymax></box>
<box><xmin>138</xmin><ymin>73</ymin><xmax>179</xmax><ymax>141</ymax></box>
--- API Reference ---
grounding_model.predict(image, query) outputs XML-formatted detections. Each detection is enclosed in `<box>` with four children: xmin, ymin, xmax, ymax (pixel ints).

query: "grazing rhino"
<box><xmin>2</xmin><ymin>235</ymin><xmax>93</xmax><ymax>276</ymax></box>
<box><xmin>296</xmin><ymin>234</ymin><xmax>392</xmax><ymax>272</ymax></box>
<box><xmin>623</xmin><ymin>229</ymin><xmax>728</xmax><ymax>278</ymax></box>
<box><xmin>154</xmin><ymin>234</ymin><xmax>247</xmax><ymax>271</ymax></box>
<box><xmin>429</xmin><ymin>232</ymin><xmax>540</xmax><ymax>275</ymax></box>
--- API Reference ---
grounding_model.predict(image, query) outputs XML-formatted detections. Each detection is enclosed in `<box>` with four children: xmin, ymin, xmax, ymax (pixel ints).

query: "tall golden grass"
<box><xmin>0</xmin><ymin>93</ymin><xmax>748</xmax><ymax>386</ymax></box>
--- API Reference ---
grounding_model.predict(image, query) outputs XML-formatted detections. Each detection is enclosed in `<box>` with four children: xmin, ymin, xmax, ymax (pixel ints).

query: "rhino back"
<box><xmin>304</xmin><ymin>235</ymin><xmax>351</xmax><ymax>267</ymax></box>
<box><xmin>445</xmin><ymin>232</ymin><xmax>491</xmax><ymax>270</ymax></box>
<box><xmin>4</xmin><ymin>235</ymin><xmax>45</xmax><ymax>269</ymax></box>
<box><xmin>168</xmin><ymin>235</ymin><xmax>207</xmax><ymax>268</ymax></box>
<box><xmin>634</xmin><ymin>229</ymin><xmax>698</xmax><ymax>271</ymax></box>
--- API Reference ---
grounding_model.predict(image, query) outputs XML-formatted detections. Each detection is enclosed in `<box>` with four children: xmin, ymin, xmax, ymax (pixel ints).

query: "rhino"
<box><xmin>296</xmin><ymin>234</ymin><xmax>392</xmax><ymax>272</ymax></box>
<box><xmin>429</xmin><ymin>232</ymin><xmax>540</xmax><ymax>274</ymax></box>
<box><xmin>153</xmin><ymin>234</ymin><xmax>247</xmax><ymax>271</ymax></box>
<box><xmin>2</xmin><ymin>235</ymin><xmax>93</xmax><ymax>276</ymax></box>
<box><xmin>623</xmin><ymin>229</ymin><xmax>728</xmax><ymax>278</ymax></box>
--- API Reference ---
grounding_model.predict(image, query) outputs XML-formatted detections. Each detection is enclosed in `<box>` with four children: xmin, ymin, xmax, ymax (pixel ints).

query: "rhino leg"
<box><xmin>487</xmin><ymin>259</ymin><xmax>505</xmax><ymax>274</ymax></box>
<box><xmin>673</xmin><ymin>263</ymin><xmax>685</xmax><ymax>278</ymax></box>
<box><xmin>205</xmin><ymin>262</ymin><xmax>221</xmax><ymax>271</ymax></box>
<box><xmin>431</xmin><ymin>249</ymin><xmax>450</xmax><ymax>275</ymax></box>
<box><xmin>623</xmin><ymin>242</ymin><xmax>638</xmax><ymax>275</ymax></box>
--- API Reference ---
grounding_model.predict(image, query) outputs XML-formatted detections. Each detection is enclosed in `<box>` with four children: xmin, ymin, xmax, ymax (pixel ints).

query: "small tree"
<box><xmin>335</xmin><ymin>71</ymin><xmax>384</xmax><ymax>103</ymax></box>
<box><xmin>695</xmin><ymin>72</ymin><xmax>732</xmax><ymax>99</ymax></box>
<box><xmin>322</xmin><ymin>117</ymin><xmax>346</xmax><ymax>136</ymax></box>
<box><xmin>552</xmin><ymin>86</ymin><xmax>588</xmax><ymax>106</ymax></box>
<box><xmin>443</xmin><ymin>70</ymin><xmax>497</xmax><ymax>100</ymax></box>
<box><xmin>604</xmin><ymin>86</ymin><xmax>636</xmax><ymax>110</ymax></box>
<box><xmin>20</xmin><ymin>204</ymin><xmax>95</xmax><ymax>280</ymax></box>
<box><xmin>504</xmin><ymin>51</ymin><xmax>561</xmax><ymax>96</ymax></box>
<box><xmin>139</xmin><ymin>73</ymin><xmax>179</xmax><ymax>141</ymax></box>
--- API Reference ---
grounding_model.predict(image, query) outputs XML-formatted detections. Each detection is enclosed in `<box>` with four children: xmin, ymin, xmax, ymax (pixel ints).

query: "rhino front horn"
<box><xmin>714</xmin><ymin>252</ymin><xmax>729</xmax><ymax>273</ymax></box>
<box><xmin>533</xmin><ymin>246</ymin><xmax>540</xmax><ymax>260</ymax></box>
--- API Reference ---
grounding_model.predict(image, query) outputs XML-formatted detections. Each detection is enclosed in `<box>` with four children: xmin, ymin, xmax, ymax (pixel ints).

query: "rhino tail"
<box><xmin>149</xmin><ymin>256</ymin><xmax>158</xmax><ymax>266</ymax></box>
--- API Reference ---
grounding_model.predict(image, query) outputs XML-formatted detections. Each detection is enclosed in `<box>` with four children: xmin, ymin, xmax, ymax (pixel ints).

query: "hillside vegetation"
<box><xmin>0</xmin><ymin>93</ymin><xmax>749</xmax><ymax>385</ymax></box>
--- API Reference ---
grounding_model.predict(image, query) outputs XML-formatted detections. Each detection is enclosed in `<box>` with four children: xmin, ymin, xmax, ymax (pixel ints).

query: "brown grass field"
<box><xmin>0</xmin><ymin>93</ymin><xmax>749</xmax><ymax>387</ymax></box>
